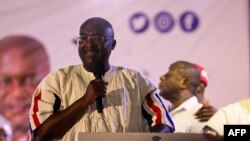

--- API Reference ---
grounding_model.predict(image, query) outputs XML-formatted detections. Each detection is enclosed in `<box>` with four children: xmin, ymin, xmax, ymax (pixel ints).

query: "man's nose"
<box><xmin>160</xmin><ymin>75</ymin><xmax>165</xmax><ymax>81</ymax></box>
<box><xmin>86</xmin><ymin>36</ymin><xmax>96</xmax><ymax>44</ymax></box>
<box><xmin>11</xmin><ymin>79</ymin><xmax>26</xmax><ymax>96</ymax></box>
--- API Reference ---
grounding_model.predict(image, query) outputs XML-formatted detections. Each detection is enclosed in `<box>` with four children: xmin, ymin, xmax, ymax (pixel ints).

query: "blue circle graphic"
<box><xmin>154</xmin><ymin>11</ymin><xmax>174</xmax><ymax>33</ymax></box>
<box><xmin>129</xmin><ymin>12</ymin><xmax>149</xmax><ymax>33</ymax></box>
<box><xmin>180</xmin><ymin>11</ymin><xmax>199</xmax><ymax>32</ymax></box>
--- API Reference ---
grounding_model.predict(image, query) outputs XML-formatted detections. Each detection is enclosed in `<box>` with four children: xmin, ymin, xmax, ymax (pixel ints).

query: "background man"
<box><xmin>194</xmin><ymin>63</ymin><xmax>217</xmax><ymax>122</ymax></box>
<box><xmin>0</xmin><ymin>35</ymin><xmax>50</xmax><ymax>141</ymax></box>
<box><xmin>204</xmin><ymin>98</ymin><xmax>250</xmax><ymax>136</ymax></box>
<box><xmin>159</xmin><ymin>60</ymin><xmax>205</xmax><ymax>133</ymax></box>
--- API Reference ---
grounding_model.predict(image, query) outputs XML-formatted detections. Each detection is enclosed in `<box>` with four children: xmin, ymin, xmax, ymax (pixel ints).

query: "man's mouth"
<box><xmin>84</xmin><ymin>49</ymin><xmax>99</xmax><ymax>56</ymax></box>
<box><xmin>158</xmin><ymin>83</ymin><xmax>162</xmax><ymax>89</ymax></box>
<box><xmin>86</xmin><ymin>52</ymin><xmax>98</xmax><ymax>56</ymax></box>
<box><xmin>5</xmin><ymin>102</ymin><xmax>31</xmax><ymax>115</ymax></box>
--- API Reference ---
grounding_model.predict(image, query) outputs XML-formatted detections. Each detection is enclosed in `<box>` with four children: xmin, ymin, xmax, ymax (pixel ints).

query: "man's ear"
<box><xmin>112</xmin><ymin>39</ymin><xmax>116</xmax><ymax>50</ymax></box>
<box><xmin>180</xmin><ymin>77</ymin><xmax>188</xmax><ymax>90</ymax></box>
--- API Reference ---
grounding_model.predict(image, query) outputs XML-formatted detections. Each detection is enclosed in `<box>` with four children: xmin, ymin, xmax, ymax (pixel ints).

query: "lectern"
<box><xmin>76</xmin><ymin>133</ymin><xmax>219</xmax><ymax>141</ymax></box>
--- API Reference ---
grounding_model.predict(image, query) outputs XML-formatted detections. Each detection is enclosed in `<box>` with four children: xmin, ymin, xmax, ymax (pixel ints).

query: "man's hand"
<box><xmin>83</xmin><ymin>79</ymin><xmax>108</xmax><ymax>105</ymax></box>
<box><xmin>195</xmin><ymin>100</ymin><xmax>217</xmax><ymax>122</ymax></box>
<box><xmin>0</xmin><ymin>128</ymin><xmax>7</xmax><ymax>141</ymax></box>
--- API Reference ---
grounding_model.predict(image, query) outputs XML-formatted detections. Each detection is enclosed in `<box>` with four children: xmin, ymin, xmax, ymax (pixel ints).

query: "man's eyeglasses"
<box><xmin>76</xmin><ymin>35</ymin><xmax>113</xmax><ymax>46</ymax></box>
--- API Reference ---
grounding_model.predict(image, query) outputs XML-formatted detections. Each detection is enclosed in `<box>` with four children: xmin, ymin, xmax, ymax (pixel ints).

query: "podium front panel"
<box><xmin>76</xmin><ymin>133</ymin><xmax>216</xmax><ymax>141</ymax></box>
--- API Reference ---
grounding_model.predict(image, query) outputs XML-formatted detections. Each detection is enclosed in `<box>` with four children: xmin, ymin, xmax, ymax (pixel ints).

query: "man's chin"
<box><xmin>11</xmin><ymin>117</ymin><xmax>29</xmax><ymax>130</ymax></box>
<box><xmin>159</xmin><ymin>92</ymin><xmax>165</xmax><ymax>97</ymax></box>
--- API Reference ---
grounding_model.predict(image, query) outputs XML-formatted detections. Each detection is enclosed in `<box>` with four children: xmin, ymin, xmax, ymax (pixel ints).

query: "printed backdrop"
<box><xmin>0</xmin><ymin>0</ymin><xmax>249</xmax><ymax>108</ymax></box>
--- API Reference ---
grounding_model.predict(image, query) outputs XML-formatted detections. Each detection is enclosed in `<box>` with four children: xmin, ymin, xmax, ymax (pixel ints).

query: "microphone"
<box><xmin>93</xmin><ymin>61</ymin><xmax>105</xmax><ymax>113</ymax></box>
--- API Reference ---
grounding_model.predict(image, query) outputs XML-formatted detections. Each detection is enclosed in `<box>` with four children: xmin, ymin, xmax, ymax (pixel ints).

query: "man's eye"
<box><xmin>21</xmin><ymin>75</ymin><xmax>35</xmax><ymax>85</ymax></box>
<box><xmin>0</xmin><ymin>76</ymin><xmax>12</xmax><ymax>86</ymax></box>
<box><xmin>93</xmin><ymin>36</ymin><xmax>102</xmax><ymax>42</ymax></box>
<box><xmin>79</xmin><ymin>36</ymin><xmax>87</xmax><ymax>41</ymax></box>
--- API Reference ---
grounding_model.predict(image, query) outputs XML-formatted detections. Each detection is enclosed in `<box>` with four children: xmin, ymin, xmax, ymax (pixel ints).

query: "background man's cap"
<box><xmin>194</xmin><ymin>63</ymin><xmax>208</xmax><ymax>86</ymax></box>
